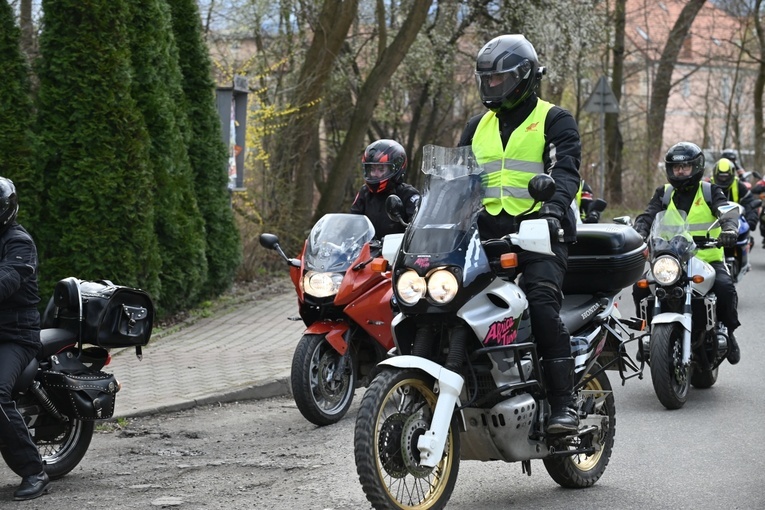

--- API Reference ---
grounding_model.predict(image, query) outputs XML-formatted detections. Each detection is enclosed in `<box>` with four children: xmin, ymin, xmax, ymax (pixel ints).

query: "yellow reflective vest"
<box><xmin>665</xmin><ymin>183</ymin><xmax>723</xmax><ymax>263</ymax></box>
<box><xmin>472</xmin><ymin>100</ymin><xmax>554</xmax><ymax>216</ymax></box>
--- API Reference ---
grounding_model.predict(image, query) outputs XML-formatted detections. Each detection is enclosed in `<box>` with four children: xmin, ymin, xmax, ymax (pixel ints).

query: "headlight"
<box><xmin>396</xmin><ymin>270</ymin><xmax>427</xmax><ymax>304</ymax></box>
<box><xmin>652</xmin><ymin>255</ymin><xmax>681</xmax><ymax>285</ymax></box>
<box><xmin>427</xmin><ymin>269</ymin><xmax>459</xmax><ymax>304</ymax></box>
<box><xmin>303</xmin><ymin>271</ymin><xmax>344</xmax><ymax>298</ymax></box>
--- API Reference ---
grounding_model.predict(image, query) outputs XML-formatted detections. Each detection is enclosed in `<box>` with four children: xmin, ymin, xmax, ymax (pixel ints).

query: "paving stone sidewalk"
<box><xmin>109</xmin><ymin>281</ymin><xmax>304</xmax><ymax>418</ymax></box>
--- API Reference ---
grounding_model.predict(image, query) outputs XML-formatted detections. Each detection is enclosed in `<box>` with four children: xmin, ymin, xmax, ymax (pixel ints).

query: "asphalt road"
<box><xmin>1</xmin><ymin>240</ymin><xmax>764</xmax><ymax>509</ymax></box>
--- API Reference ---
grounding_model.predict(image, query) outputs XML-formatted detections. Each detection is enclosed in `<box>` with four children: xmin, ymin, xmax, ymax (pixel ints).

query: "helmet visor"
<box><xmin>363</xmin><ymin>162</ymin><xmax>395</xmax><ymax>184</ymax></box>
<box><xmin>715</xmin><ymin>171</ymin><xmax>734</xmax><ymax>188</ymax></box>
<box><xmin>475</xmin><ymin>59</ymin><xmax>532</xmax><ymax>103</ymax></box>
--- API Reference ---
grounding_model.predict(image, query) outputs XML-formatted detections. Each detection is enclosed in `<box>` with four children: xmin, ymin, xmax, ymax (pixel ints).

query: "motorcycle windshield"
<box><xmin>648</xmin><ymin>209</ymin><xmax>696</xmax><ymax>260</ymax></box>
<box><xmin>405</xmin><ymin>145</ymin><xmax>485</xmax><ymax>254</ymax></box>
<box><xmin>304</xmin><ymin>213</ymin><xmax>375</xmax><ymax>272</ymax></box>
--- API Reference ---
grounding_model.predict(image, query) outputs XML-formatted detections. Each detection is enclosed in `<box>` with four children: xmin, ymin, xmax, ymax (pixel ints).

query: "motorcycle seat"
<box><xmin>560</xmin><ymin>294</ymin><xmax>604</xmax><ymax>334</ymax></box>
<box><xmin>39</xmin><ymin>328</ymin><xmax>79</xmax><ymax>358</ymax></box>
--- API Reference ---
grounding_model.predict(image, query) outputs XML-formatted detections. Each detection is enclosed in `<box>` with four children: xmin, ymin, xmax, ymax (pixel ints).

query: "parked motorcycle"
<box><xmin>5</xmin><ymin>277</ymin><xmax>153</xmax><ymax>479</ymax></box>
<box><xmin>353</xmin><ymin>145</ymin><xmax>646</xmax><ymax>509</ymax></box>
<box><xmin>260</xmin><ymin>213</ymin><xmax>395</xmax><ymax>426</ymax></box>
<box><xmin>635</xmin><ymin>205</ymin><xmax>738</xmax><ymax>409</ymax></box>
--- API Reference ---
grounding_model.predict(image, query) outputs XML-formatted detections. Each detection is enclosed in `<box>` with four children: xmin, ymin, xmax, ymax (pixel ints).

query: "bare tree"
<box><xmin>312</xmin><ymin>0</ymin><xmax>431</xmax><ymax>221</ymax></box>
<box><xmin>606</xmin><ymin>0</ymin><xmax>626</xmax><ymax>205</ymax></box>
<box><xmin>646</xmin><ymin>0</ymin><xmax>706</xmax><ymax>176</ymax></box>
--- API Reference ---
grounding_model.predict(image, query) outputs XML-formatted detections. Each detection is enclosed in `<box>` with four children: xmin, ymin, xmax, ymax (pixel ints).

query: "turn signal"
<box><xmin>500</xmin><ymin>253</ymin><xmax>518</xmax><ymax>268</ymax></box>
<box><xmin>691</xmin><ymin>275</ymin><xmax>705</xmax><ymax>284</ymax></box>
<box><xmin>636</xmin><ymin>279</ymin><xmax>649</xmax><ymax>288</ymax></box>
<box><xmin>370</xmin><ymin>258</ymin><xmax>388</xmax><ymax>272</ymax></box>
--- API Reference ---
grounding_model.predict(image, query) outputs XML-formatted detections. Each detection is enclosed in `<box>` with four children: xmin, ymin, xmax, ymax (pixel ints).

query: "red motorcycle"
<box><xmin>260</xmin><ymin>213</ymin><xmax>395</xmax><ymax>425</ymax></box>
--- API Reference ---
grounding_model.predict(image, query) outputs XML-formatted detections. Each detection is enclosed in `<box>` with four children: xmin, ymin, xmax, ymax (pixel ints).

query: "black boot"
<box><xmin>541</xmin><ymin>357</ymin><xmax>579</xmax><ymax>434</ymax></box>
<box><xmin>13</xmin><ymin>471</ymin><xmax>49</xmax><ymax>501</ymax></box>
<box><xmin>727</xmin><ymin>333</ymin><xmax>740</xmax><ymax>365</ymax></box>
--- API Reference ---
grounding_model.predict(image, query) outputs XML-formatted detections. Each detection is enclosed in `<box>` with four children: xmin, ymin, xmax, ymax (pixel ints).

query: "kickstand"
<box><xmin>521</xmin><ymin>459</ymin><xmax>532</xmax><ymax>477</ymax></box>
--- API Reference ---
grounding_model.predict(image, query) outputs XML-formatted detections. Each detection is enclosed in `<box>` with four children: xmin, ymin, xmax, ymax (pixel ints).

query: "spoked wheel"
<box><xmin>354</xmin><ymin>369</ymin><xmax>460</xmax><ymax>510</ymax></box>
<box><xmin>543</xmin><ymin>363</ymin><xmax>615</xmax><ymax>488</ymax></box>
<box><xmin>650</xmin><ymin>323</ymin><xmax>689</xmax><ymax>409</ymax></box>
<box><xmin>291</xmin><ymin>333</ymin><xmax>356</xmax><ymax>426</ymax></box>
<box><xmin>36</xmin><ymin>418</ymin><xmax>95</xmax><ymax>480</ymax></box>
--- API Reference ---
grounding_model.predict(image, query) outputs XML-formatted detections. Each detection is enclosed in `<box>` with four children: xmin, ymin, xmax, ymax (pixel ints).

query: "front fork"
<box><xmin>651</xmin><ymin>285</ymin><xmax>693</xmax><ymax>366</ymax></box>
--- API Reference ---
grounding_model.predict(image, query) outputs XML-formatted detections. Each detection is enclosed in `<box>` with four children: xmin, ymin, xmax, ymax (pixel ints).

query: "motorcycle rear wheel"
<box><xmin>291</xmin><ymin>333</ymin><xmax>356</xmax><ymax>426</ymax></box>
<box><xmin>650</xmin><ymin>323</ymin><xmax>689</xmax><ymax>409</ymax></box>
<box><xmin>37</xmin><ymin>418</ymin><xmax>95</xmax><ymax>480</ymax></box>
<box><xmin>543</xmin><ymin>363</ymin><xmax>615</xmax><ymax>488</ymax></box>
<box><xmin>354</xmin><ymin>368</ymin><xmax>460</xmax><ymax>510</ymax></box>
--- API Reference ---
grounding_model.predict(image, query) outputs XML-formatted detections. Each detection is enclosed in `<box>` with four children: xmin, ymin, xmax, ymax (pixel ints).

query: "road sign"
<box><xmin>583</xmin><ymin>76</ymin><xmax>620</xmax><ymax>114</ymax></box>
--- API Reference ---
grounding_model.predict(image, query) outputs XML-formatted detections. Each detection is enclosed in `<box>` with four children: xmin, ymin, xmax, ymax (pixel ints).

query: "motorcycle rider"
<box><xmin>632</xmin><ymin>142</ymin><xmax>741</xmax><ymax>365</ymax></box>
<box><xmin>350</xmin><ymin>139</ymin><xmax>420</xmax><ymax>239</ymax></box>
<box><xmin>458</xmin><ymin>34</ymin><xmax>581</xmax><ymax>434</ymax></box>
<box><xmin>576</xmin><ymin>179</ymin><xmax>601</xmax><ymax>223</ymax></box>
<box><xmin>0</xmin><ymin>177</ymin><xmax>50</xmax><ymax>500</ymax></box>
<box><xmin>709</xmin><ymin>157</ymin><xmax>759</xmax><ymax>234</ymax></box>
<box><xmin>720</xmin><ymin>148</ymin><xmax>746</xmax><ymax>177</ymax></box>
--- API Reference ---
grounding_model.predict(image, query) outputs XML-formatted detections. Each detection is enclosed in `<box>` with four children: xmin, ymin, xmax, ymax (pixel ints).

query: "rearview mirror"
<box><xmin>385</xmin><ymin>194</ymin><xmax>406</xmax><ymax>225</ymax></box>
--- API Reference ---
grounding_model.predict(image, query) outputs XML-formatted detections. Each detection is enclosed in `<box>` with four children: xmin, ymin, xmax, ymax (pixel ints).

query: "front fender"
<box><xmin>651</xmin><ymin>312</ymin><xmax>691</xmax><ymax>332</ymax></box>
<box><xmin>378</xmin><ymin>356</ymin><xmax>464</xmax><ymax>394</ymax></box>
<box><xmin>305</xmin><ymin>321</ymin><xmax>349</xmax><ymax>354</ymax></box>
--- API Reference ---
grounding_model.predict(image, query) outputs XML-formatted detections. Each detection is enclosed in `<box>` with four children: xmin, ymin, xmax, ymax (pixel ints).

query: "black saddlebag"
<box><xmin>41</xmin><ymin>352</ymin><xmax>118</xmax><ymax>420</ymax></box>
<box><xmin>562</xmin><ymin>224</ymin><xmax>647</xmax><ymax>295</ymax></box>
<box><xmin>50</xmin><ymin>277</ymin><xmax>154</xmax><ymax>348</ymax></box>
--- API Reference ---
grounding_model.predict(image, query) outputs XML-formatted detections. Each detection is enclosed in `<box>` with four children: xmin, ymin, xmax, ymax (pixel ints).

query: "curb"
<box><xmin>114</xmin><ymin>377</ymin><xmax>292</xmax><ymax>419</ymax></box>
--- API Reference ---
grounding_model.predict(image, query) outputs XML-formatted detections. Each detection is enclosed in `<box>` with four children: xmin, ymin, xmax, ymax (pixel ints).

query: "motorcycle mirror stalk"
<box><xmin>259</xmin><ymin>233</ymin><xmax>301</xmax><ymax>267</ymax></box>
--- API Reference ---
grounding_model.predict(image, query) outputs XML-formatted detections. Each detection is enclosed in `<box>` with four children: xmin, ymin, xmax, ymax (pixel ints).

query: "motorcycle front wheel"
<box><xmin>650</xmin><ymin>323</ymin><xmax>689</xmax><ymax>409</ymax></box>
<box><xmin>543</xmin><ymin>363</ymin><xmax>615</xmax><ymax>488</ymax></box>
<box><xmin>37</xmin><ymin>418</ymin><xmax>95</xmax><ymax>480</ymax></box>
<box><xmin>354</xmin><ymin>368</ymin><xmax>460</xmax><ymax>510</ymax></box>
<box><xmin>291</xmin><ymin>333</ymin><xmax>356</xmax><ymax>426</ymax></box>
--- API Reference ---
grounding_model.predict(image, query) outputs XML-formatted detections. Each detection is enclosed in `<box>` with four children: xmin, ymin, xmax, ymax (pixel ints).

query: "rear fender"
<box><xmin>305</xmin><ymin>321</ymin><xmax>349</xmax><ymax>354</ymax></box>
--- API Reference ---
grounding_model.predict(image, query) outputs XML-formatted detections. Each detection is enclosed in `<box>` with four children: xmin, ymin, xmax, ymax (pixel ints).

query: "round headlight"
<box><xmin>652</xmin><ymin>255</ymin><xmax>681</xmax><ymax>286</ymax></box>
<box><xmin>396</xmin><ymin>270</ymin><xmax>426</xmax><ymax>305</ymax></box>
<box><xmin>427</xmin><ymin>269</ymin><xmax>459</xmax><ymax>304</ymax></box>
<box><xmin>303</xmin><ymin>271</ymin><xmax>343</xmax><ymax>298</ymax></box>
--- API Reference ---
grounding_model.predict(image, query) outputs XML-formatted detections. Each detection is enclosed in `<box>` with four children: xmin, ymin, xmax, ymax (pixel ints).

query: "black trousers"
<box><xmin>632</xmin><ymin>261</ymin><xmax>740</xmax><ymax>332</ymax></box>
<box><xmin>0</xmin><ymin>342</ymin><xmax>43</xmax><ymax>477</ymax></box>
<box><xmin>478</xmin><ymin>211</ymin><xmax>571</xmax><ymax>360</ymax></box>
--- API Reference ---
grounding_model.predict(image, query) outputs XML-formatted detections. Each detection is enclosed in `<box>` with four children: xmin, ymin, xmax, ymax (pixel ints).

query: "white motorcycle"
<box><xmin>353</xmin><ymin>145</ymin><xmax>646</xmax><ymax>509</ymax></box>
<box><xmin>636</xmin><ymin>206</ymin><xmax>739</xmax><ymax>409</ymax></box>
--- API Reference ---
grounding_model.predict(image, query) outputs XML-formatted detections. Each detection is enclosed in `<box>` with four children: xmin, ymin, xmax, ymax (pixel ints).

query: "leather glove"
<box><xmin>538</xmin><ymin>204</ymin><xmax>564</xmax><ymax>242</ymax></box>
<box><xmin>634</xmin><ymin>227</ymin><xmax>649</xmax><ymax>242</ymax></box>
<box><xmin>719</xmin><ymin>229</ymin><xmax>738</xmax><ymax>248</ymax></box>
<box><xmin>583</xmin><ymin>211</ymin><xmax>600</xmax><ymax>224</ymax></box>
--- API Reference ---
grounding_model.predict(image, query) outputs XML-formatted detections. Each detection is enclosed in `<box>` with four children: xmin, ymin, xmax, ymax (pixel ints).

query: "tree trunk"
<box><xmin>754</xmin><ymin>0</ymin><xmax>765</xmax><ymax>174</ymax></box>
<box><xmin>605</xmin><ymin>0</ymin><xmax>625</xmax><ymax>205</ymax></box>
<box><xmin>272</xmin><ymin>0</ymin><xmax>360</xmax><ymax>236</ymax></box>
<box><xmin>313</xmin><ymin>0</ymin><xmax>431</xmax><ymax>222</ymax></box>
<box><xmin>646</xmin><ymin>0</ymin><xmax>706</xmax><ymax>177</ymax></box>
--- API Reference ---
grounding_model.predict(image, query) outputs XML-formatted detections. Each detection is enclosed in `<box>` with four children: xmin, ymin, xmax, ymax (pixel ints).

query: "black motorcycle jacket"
<box><xmin>458</xmin><ymin>95</ymin><xmax>582</xmax><ymax>242</ymax></box>
<box><xmin>350</xmin><ymin>182</ymin><xmax>420</xmax><ymax>239</ymax></box>
<box><xmin>0</xmin><ymin>222</ymin><xmax>41</xmax><ymax>348</ymax></box>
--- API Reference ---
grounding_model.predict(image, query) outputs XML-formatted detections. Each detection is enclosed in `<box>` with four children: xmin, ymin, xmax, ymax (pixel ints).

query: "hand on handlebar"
<box><xmin>719</xmin><ymin>229</ymin><xmax>738</xmax><ymax>248</ymax></box>
<box><xmin>539</xmin><ymin>205</ymin><xmax>564</xmax><ymax>243</ymax></box>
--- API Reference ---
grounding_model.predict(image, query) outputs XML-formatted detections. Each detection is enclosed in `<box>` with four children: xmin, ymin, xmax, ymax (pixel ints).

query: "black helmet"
<box><xmin>475</xmin><ymin>34</ymin><xmax>545</xmax><ymax>111</ymax></box>
<box><xmin>664</xmin><ymin>142</ymin><xmax>705</xmax><ymax>191</ymax></box>
<box><xmin>0</xmin><ymin>177</ymin><xmax>18</xmax><ymax>234</ymax></box>
<box><xmin>362</xmin><ymin>139</ymin><xmax>407</xmax><ymax>194</ymax></box>
<box><xmin>712</xmin><ymin>157</ymin><xmax>736</xmax><ymax>191</ymax></box>
<box><xmin>720</xmin><ymin>148</ymin><xmax>739</xmax><ymax>167</ymax></box>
